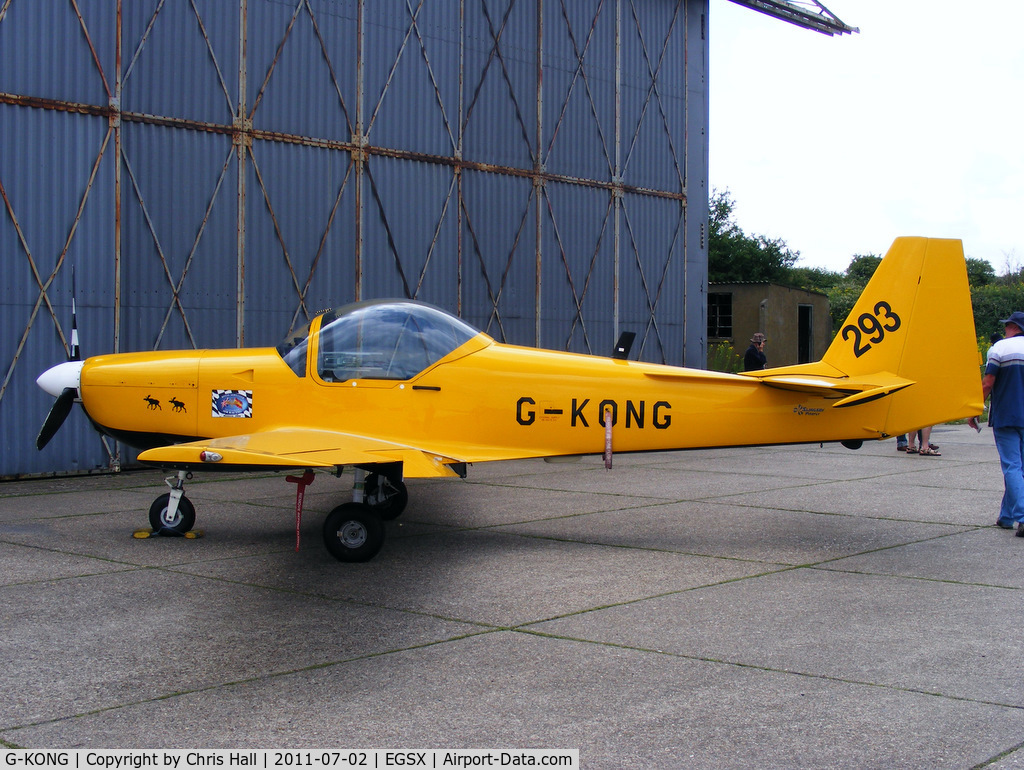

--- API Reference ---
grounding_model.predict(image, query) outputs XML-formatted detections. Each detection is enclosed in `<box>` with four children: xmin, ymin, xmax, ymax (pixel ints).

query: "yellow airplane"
<box><xmin>36</xmin><ymin>237</ymin><xmax>983</xmax><ymax>562</ymax></box>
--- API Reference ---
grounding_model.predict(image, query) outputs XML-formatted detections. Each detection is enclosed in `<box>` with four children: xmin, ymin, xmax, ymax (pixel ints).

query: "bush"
<box><xmin>707</xmin><ymin>341</ymin><xmax>742</xmax><ymax>373</ymax></box>
<box><xmin>972</xmin><ymin>283</ymin><xmax>1024</xmax><ymax>340</ymax></box>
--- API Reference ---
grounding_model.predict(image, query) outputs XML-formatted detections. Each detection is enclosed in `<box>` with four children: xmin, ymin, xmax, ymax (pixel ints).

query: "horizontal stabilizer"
<box><xmin>832</xmin><ymin>382</ymin><xmax>913</xmax><ymax>408</ymax></box>
<box><xmin>751</xmin><ymin>371</ymin><xmax>915</xmax><ymax>406</ymax></box>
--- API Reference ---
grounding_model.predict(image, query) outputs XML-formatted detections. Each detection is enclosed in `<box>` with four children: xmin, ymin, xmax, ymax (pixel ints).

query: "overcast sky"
<box><xmin>709</xmin><ymin>0</ymin><xmax>1024</xmax><ymax>274</ymax></box>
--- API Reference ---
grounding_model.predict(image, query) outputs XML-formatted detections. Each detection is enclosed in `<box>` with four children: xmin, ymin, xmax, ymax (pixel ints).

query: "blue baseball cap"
<box><xmin>999</xmin><ymin>311</ymin><xmax>1024</xmax><ymax>331</ymax></box>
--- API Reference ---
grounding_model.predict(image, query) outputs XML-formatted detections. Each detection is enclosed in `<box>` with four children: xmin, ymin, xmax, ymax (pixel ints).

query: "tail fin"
<box><xmin>822</xmin><ymin>237</ymin><xmax>982</xmax><ymax>431</ymax></box>
<box><xmin>752</xmin><ymin>238</ymin><xmax>983</xmax><ymax>435</ymax></box>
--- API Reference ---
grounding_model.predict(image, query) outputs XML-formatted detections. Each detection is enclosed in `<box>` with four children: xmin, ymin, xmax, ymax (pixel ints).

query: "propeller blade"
<box><xmin>70</xmin><ymin>266</ymin><xmax>80</xmax><ymax>361</ymax></box>
<box><xmin>36</xmin><ymin>387</ymin><xmax>77</xmax><ymax>450</ymax></box>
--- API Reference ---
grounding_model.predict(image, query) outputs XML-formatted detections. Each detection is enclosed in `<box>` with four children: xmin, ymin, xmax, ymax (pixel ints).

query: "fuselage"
<box><xmin>74</xmin><ymin>326</ymin><xmax>882</xmax><ymax>468</ymax></box>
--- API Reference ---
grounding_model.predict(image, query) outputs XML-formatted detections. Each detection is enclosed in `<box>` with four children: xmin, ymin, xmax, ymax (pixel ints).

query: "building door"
<box><xmin>798</xmin><ymin>304</ymin><xmax>813</xmax><ymax>363</ymax></box>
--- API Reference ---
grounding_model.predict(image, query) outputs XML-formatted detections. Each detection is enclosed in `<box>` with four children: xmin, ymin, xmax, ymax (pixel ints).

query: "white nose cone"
<box><xmin>36</xmin><ymin>361</ymin><xmax>84</xmax><ymax>397</ymax></box>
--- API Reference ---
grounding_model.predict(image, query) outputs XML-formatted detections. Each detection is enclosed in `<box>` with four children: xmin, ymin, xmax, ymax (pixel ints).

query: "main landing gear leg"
<box><xmin>322</xmin><ymin>468</ymin><xmax>388</xmax><ymax>563</ymax></box>
<box><xmin>147</xmin><ymin>471</ymin><xmax>197</xmax><ymax>536</ymax></box>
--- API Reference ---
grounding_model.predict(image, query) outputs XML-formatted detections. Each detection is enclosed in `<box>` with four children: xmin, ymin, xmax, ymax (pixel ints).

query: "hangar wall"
<box><xmin>0</xmin><ymin>0</ymin><xmax>709</xmax><ymax>477</ymax></box>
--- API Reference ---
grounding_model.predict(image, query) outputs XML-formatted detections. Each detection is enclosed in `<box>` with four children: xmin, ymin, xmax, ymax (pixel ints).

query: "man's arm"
<box><xmin>982</xmin><ymin>373</ymin><xmax>996</xmax><ymax>400</ymax></box>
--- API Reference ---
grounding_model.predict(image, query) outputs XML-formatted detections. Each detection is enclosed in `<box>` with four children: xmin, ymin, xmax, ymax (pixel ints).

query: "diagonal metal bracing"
<box><xmin>246</xmin><ymin>0</ymin><xmax>356</xmax><ymax>131</ymax></box>
<box><xmin>248</xmin><ymin>147</ymin><xmax>316</xmax><ymax>324</ymax></box>
<box><xmin>70</xmin><ymin>0</ymin><xmax>112</xmax><ymax>100</ymax></box>
<box><xmin>152</xmin><ymin>145</ymin><xmax>235</xmax><ymax>350</ymax></box>
<box><xmin>122</xmin><ymin>0</ymin><xmax>167</xmax><ymax>87</ymax></box>
<box><xmin>364</xmin><ymin>162</ymin><xmax>415</xmax><ymax>300</ymax></box>
<box><xmin>121</xmin><ymin>149</ymin><xmax>198</xmax><ymax>349</ymax></box>
<box><xmin>0</xmin><ymin>127</ymin><xmax>112</xmax><ymax>402</ymax></box>
<box><xmin>728</xmin><ymin>0</ymin><xmax>858</xmax><ymax>36</ymax></box>
<box><xmin>464</xmin><ymin>0</ymin><xmax>536</xmax><ymax>166</ymax></box>
<box><xmin>549</xmin><ymin>191</ymin><xmax>616</xmax><ymax>353</ymax></box>
<box><xmin>365</xmin><ymin>0</ymin><xmax>459</xmax><ymax>153</ymax></box>
<box><xmin>545</xmin><ymin>0</ymin><xmax>614</xmax><ymax>177</ymax></box>
<box><xmin>411</xmin><ymin>172</ymin><xmax>461</xmax><ymax>300</ymax></box>
<box><xmin>0</xmin><ymin>179</ymin><xmax>67</xmax><ymax>403</ymax></box>
<box><xmin>365</xmin><ymin>0</ymin><xmax>423</xmax><ymax>142</ymax></box>
<box><xmin>248</xmin><ymin>0</ymin><xmax>304</xmax><ymax>121</ymax></box>
<box><xmin>189</xmin><ymin>0</ymin><xmax>237</xmax><ymax>117</ymax></box>
<box><xmin>289</xmin><ymin>157</ymin><xmax>356</xmax><ymax>334</ymax></box>
<box><xmin>459</xmin><ymin>182</ymin><xmax>536</xmax><ymax>345</ymax></box>
<box><xmin>619</xmin><ymin>197</ymin><xmax>686</xmax><ymax>360</ymax></box>
<box><xmin>404</xmin><ymin>0</ymin><xmax>459</xmax><ymax>154</ymax></box>
<box><xmin>622</xmin><ymin>0</ymin><xmax>684</xmax><ymax>192</ymax></box>
<box><xmin>303</xmin><ymin>0</ymin><xmax>355</xmax><ymax>137</ymax></box>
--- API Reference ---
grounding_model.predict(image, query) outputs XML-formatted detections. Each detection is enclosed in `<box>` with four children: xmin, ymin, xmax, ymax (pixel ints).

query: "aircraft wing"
<box><xmin>136</xmin><ymin>429</ymin><xmax>466</xmax><ymax>478</ymax></box>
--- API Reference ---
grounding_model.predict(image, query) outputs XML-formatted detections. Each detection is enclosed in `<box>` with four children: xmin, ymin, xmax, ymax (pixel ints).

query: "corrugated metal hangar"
<box><xmin>0</xmin><ymin>0</ymin><xmax>855</xmax><ymax>478</ymax></box>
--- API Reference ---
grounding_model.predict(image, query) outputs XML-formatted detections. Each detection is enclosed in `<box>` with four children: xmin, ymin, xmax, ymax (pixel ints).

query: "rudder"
<box><xmin>822</xmin><ymin>237</ymin><xmax>982</xmax><ymax>432</ymax></box>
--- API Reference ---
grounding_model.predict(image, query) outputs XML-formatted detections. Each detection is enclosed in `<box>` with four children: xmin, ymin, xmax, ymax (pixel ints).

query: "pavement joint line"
<box><xmin>0</xmin><ymin>535</ymin><xmax>303</xmax><ymax>574</ymax></box>
<box><xmin>0</xmin><ymin>628</ymin><xmax>502</xmax><ymax>737</ymax></box>
<box><xmin>508</xmin><ymin>566</ymin><xmax>806</xmax><ymax>624</ymax></box>
<box><xmin>0</xmin><ymin>537</ymin><xmax>160</xmax><ymax>571</ymax></box>
<box><xmin>0</xmin><ymin>472</ymin><xmax>280</xmax><ymax>499</ymax></box>
<box><xmin>512</xmin><ymin>628</ymin><xmax>1024</xmax><ymax>714</ymax></box>
<box><xmin>974</xmin><ymin>739</ymin><xmax>1024</xmax><ymax>769</ymax></box>
<box><xmin>150</xmin><ymin>564</ymin><xmax>506</xmax><ymax>630</ymax></box>
<box><xmin>695</xmin><ymin>499</ymin><xmax>996</xmax><ymax>527</ymax></box>
<box><xmin>474</xmin><ymin>527</ymin><xmax>798</xmax><ymax>566</ymax></box>
<box><xmin>808</xmin><ymin>564</ymin><xmax>1024</xmax><ymax>592</ymax></box>
<box><xmin>475</xmin><ymin>512</ymin><xmax>984</xmax><ymax>563</ymax></box>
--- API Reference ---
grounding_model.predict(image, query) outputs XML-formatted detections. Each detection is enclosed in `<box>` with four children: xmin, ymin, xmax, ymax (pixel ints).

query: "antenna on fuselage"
<box><xmin>612</xmin><ymin>332</ymin><xmax>635</xmax><ymax>360</ymax></box>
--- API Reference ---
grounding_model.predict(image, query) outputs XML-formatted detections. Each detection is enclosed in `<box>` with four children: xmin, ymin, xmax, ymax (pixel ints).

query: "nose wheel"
<box><xmin>146</xmin><ymin>471</ymin><xmax>196</xmax><ymax>536</ymax></box>
<box><xmin>148</xmin><ymin>492</ymin><xmax>196</xmax><ymax>535</ymax></box>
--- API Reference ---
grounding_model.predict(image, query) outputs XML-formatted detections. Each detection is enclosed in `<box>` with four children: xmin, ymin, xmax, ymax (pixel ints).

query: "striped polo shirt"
<box><xmin>986</xmin><ymin>335</ymin><xmax>1024</xmax><ymax>429</ymax></box>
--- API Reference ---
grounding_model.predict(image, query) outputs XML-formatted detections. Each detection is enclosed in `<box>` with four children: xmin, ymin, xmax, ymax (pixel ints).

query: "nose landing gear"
<box><xmin>145</xmin><ymin>471</ymin><xmax>197</xmax><ymax>536</ymax></box>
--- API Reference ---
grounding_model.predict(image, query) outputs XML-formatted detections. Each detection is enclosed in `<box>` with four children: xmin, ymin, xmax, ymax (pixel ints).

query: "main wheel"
<box><xmin>148</xmin><ymin>493</ymin><xmax>196</xmax><ymax>535</ymax></box>
<box><xmin>323</xmin><ymin>503</ymin><xmax>385</xmax><ymax>562</ymax></box>
<box><xmin>364</xmin><ymin>473</ymin><xmax>409</xmax><ymax>521</ymax></box>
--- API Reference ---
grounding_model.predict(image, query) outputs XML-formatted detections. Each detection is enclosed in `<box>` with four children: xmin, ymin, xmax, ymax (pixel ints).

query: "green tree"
<box><xmin>708</xmin><ymin>189</ymin><xmax>799</xmax><ymax>283</ymax></box>
<box><xmin>972</xmin><ymin>283</ymin><xmax>1024</xmax><ymax>340</ymax></box>
<box><xmin>781</xmin><ymin>265</ymin><xmax>843</xmax><ymax>293</ymax></box>
<box><xmin>844</xmin><ymin>254</ymin><xmax>882</xmax><ymax>283</ymax></box>
<box><xmin>707</xmin><ymin>189</ymin><xmax>1016</xmax><ymax>338</ymax></box>
<box><xmin>966</xmin><ymin>257</ymin><xmax>996</xmax><ymax>287</ymax></box>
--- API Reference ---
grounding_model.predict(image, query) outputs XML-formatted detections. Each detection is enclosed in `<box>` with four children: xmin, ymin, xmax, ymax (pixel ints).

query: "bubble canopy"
<box><xmin>276</xmin><ymin>300</ymin><xmax>482</xmax><ymax>381</ymax></box>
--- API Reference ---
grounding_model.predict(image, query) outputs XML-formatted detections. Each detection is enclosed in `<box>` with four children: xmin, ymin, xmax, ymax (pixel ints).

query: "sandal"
<box><xmin>906</xmin><ymin>447</ymin><xmax>918</xmax><ymax>454</ymax></box>
<box><xmin>919</xmin><ymin>447</ymin><xmax>941</xmax><ymax>456</ymax></box>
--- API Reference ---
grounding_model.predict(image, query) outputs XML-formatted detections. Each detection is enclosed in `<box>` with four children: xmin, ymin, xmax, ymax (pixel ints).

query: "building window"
<box><xmin>708</xmin><ymin>293</ymin><xmax>733</xmax><ymax>339</ymax></box>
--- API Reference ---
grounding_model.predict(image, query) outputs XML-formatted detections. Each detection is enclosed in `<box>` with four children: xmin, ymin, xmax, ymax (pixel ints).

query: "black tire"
<box><xmin>323</xmin><ymin>503</ymin><xmax>385</xmax><ymax>562</ymax></box>
<box><xmin>148</xmin><ymin>493</ymin><xmax>196</xmax><ymax>535</ymax></box>
<box><xmin>364</xmin><ymin>473</ymin><xmax>409</xmax><ymax>521</ymax></box>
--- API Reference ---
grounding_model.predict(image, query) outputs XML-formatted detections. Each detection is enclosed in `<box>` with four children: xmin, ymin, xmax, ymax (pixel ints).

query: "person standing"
<box><xmin>744</xmin><ymin>332</ymin><xmax>767</xmax><ymax>371</ymax></box>
<box><xmin>982</xmin><ymin>312</ymin><xmax>1024</xmax><ymax>534</ymax></box>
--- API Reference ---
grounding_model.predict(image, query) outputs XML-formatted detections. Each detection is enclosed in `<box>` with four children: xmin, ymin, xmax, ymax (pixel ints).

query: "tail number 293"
<box><xmin>842</xmin><ymin>301</ymin><xmax>901</xmax><ymax>358</ymax></box>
